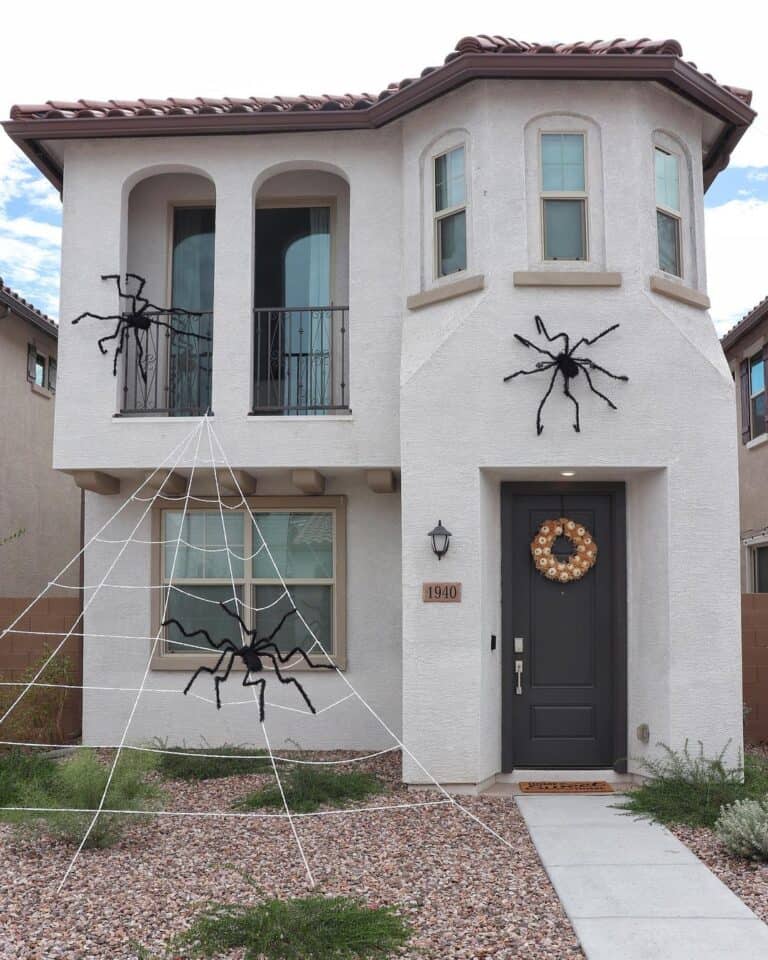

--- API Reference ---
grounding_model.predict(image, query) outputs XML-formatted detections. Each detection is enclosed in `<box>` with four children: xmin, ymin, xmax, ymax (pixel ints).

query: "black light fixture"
<box><xmin>428</xmin><ymin>520</ymin><xmax>452</xmax><ymax>560</ymax></box>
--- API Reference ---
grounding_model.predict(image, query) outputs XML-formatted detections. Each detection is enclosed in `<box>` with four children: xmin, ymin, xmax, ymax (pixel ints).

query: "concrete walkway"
<box><xmin>516</xmin><ymin>794</ymin><xmax>768</xmax><ymax>960</ymax></box>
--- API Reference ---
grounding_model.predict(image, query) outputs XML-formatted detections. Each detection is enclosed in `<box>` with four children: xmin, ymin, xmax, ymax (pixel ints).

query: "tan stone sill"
<box><xmin>649</xmin><ymin>274</ymin><xmax>710</xmax><ymax>309</ymax></box>
<box><xmin>513</xmin><ymin>271</ymin><xmax>622</xmax><ymax>287</ymax></box>
<box><xmin>407</xmin><ymin>273</ymin><xmax>484</xmax><ymax>310</ymax></box>
<box><xmin>30</xmin><ymin>382</ymin><xmax>54</xmax><ymax>399</ymax></box>
<box><xmin>151</xmin><ymin>654</ymin><xmax>346</xmax><ymax>672</ymax></box>
<box><xmin>746</xmin><ymin>433</ymin><xmax>768</xmax><ymax>450</ymax></box>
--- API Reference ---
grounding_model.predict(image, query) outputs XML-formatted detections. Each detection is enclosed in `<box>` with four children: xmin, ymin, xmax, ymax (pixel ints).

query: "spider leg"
<box><xmin>577</xmin><ymin>364</ymin><xmax>619</xmax><ymax>410</ymax></box>
<box><xmin>213</xmin><ymin>652</ymin><xmax>239</xmax><ymax>710</ymax></box>
<box><xmin>183</xmin><ymin>650</ymin><xmax>233</xmax><ymax>709</ymax></box>
<box><xmin>569</xmin><ymin>323</ymin><xmax>622</xmax><ymax>355</ymax></box>
<box><xmin>514</xmin><ymin>334</ymin><xmax>557</xmax><ymax>361</ymax></box>
<box><xmin>72</xmin><ymin>311</ymin><xmax>123</xmax><ymax>327</ymax></box>
<box><xmin>124</xmin><ymin>273</ymin><xmax>147</xmax><ymax>304</ymax></box>
<box><xmin>112</xmin><ymin>325</ymin><xmax>129</xmax><ymax>377</ymax></box>
<box><xmin>156</xmin><ymin>319</ymin><xmax>213</xmax><ymax>341</ymax></box>
<box><xmin>134</xmin><ymin>326</ymin><xmax>148</xmax><ymax>383</ymax></box>
<box><xmin>242</xmin><ymin>674</ymin><xmax>267</xmax><ymax>721</ymax></box>
<box><xmin>534</xmin><ymin>315</ymin><xmax>569</xmax><ymax>352</ymax></box>
<box><xmin>259</xmin><ymin>651</ymin><xmax>318</xmax><ymax>715</ymax></box>
<box><xmin>504</xmin><ymin>360</ymin><xmax>556</xmax><ymax>382</ymax></box>
<box><xmin>535</xmin><ymin>367</ymin><xmax>560</xmax><ymax>436</ymax></box>
<box><xmin>264</xmin><ymin>607</ymin><xmax>299</xmax><ymax>643</ymax></box>
<box><xmin>161</xmin><ymin>617</ymin><xmax>239</xmax><ymax>653</ymax></box>
<box><xmin>256</xmin><ymin>640</ymin><xmax>336</xmax><ymax>671</ymax></box>
<box><xmin>562</xmin><ymin>374</ymin><xmax>581</xmax><ymax>432</ymax></box>
<box><xmin>96</xmin><ymin>320</ymin><xmax>124</xmax><ymax>355</ymax></box>
<box><xmin>573</xmin><ymin>358</ymin><xmax>629</xmax><ymax>382</ymax></box>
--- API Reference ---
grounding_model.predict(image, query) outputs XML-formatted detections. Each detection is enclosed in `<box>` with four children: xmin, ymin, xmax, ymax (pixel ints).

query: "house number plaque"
<box><xmin>422</xmin><ymin>582</ymin><xmax>462</xmax><ymax>603</ymax></box>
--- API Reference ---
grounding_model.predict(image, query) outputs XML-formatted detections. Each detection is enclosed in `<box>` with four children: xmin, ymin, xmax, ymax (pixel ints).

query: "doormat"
<box><xmin>519</xmin><ymin>780</ymin><xmax>613</xmax><ymax>794</ymax></box>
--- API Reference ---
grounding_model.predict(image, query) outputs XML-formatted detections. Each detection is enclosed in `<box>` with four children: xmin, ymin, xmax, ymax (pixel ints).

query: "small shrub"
<box><xmin>0</xmin><ymin>748</ymin><xmax>57</xmax><ymax>806</ymax></box>
<box><xmin>716</xmin><ymin>798</ymin><xmax>768</xmax><ymax>861</ymax></box>
<box><xmin>0</xmin><ymin>647</ymin><xmax>75</xmax><ymax>744</ymax></box>
<box><xmin>617</xmin><ymin>741</ymin><xmax>768</xmax><ymax>828</ymax></box>
<box><xmin>236</xmin><ymin>765</ymin><xmax>383</xmax><ymax>814</ymax></box>
<box><xmin>152</xmin><ymin>740</ymin><xmax>271</xmax><ymax>780</ymax></box>
<box><xmin>166</xmin><ymin>895</ymin><xmax>410</xmax><ymax>959</ymax></box>
<box><xmin>0</xmin><ymin>747</ymin><xmax>160</xmax><ymax>848</ymax></box>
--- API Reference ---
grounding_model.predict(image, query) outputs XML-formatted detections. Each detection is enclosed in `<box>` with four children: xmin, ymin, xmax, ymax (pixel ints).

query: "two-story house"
<box><xmin>3</xmin><ymin>36</ymin><xmax>755</xmax><ymax>787</ymax></box>
<box><xmin>722</xmin><ymin>296</ymin><xmax>768</xmax><ymax>742</ymax></box>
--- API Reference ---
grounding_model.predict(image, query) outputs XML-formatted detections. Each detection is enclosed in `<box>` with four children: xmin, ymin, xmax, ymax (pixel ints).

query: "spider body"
<box><xmin>504</xmin><ymin>315</ymin><xmax>628</xmax><ymax>435</ymax></box>
<box><xmin>73</xmin><ymin>273</ymin><xmax>211</xmax><ymax>381</ymax></box>
<box><xmin>162</xmin><ymin>603</ymin><xmax>335</xmax><ymax>720</ymax></box>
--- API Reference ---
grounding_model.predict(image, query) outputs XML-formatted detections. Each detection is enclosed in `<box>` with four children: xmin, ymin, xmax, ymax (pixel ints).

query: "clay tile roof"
<box><xmin>721</xmin><ymin>296</ymin><xmax>768</xmax><ymax>351</ymax></box>
<box><xmin>0</xmin><ymin>278</ymin><xmax>57</xmax><ymax>336</ymax></box>
<box><xmin>3</xmin><ymin>35</ymin><xmax>755</xmax><ymax>191</ymax></box>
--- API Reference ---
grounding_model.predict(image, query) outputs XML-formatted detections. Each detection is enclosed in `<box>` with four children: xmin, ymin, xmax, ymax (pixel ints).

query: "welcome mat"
<box><xmin>519</xmin><ymin>780</ymin><xmax>614</xmax><ymax>794</ymax></box>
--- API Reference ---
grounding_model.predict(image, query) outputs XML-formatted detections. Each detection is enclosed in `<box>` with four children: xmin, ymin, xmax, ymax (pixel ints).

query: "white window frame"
<box><xmin>539</xmin><ymin>130</ymin><xmax>589</xmax><ymax>262</ymax></box>
<box><xmin>151</xmin><ymin>496</ymin><xmax>347</xmax><ymax>670</ymax></box>
<box><xmin>432</xmin><ymin>143</ymin><xmax>468</xmax><ymax>280</ymax></box>
<box><xmin>654</xmin><ymin>146</ymin><xmax>683</xmax><ymax>279</ymax></box>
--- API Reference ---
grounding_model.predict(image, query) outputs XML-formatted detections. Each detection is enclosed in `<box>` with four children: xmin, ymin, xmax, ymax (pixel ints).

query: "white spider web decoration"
<box><xmin>0</xmin><ymin>416</ymin><xmax>514</xmax><ymax>891</ymax></box>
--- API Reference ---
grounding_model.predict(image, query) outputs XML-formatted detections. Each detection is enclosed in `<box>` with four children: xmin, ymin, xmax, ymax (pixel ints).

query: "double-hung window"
<box><xmin>750</xmin><ymin>352</ymin><xmax>766</xmax><ymax>440</ymax></box>
<box><xmin>434</xmin><ymin>145</ymin><xmax>467</xmax><ymax>277</ymax></box>
<box><xmin>541</xmin><ymin>133</ymin><xmax>587</xmax><ymax>260</ymax></box>
<box><xmin>158</xmin><ymin>499</ymin><xmax>345</xmax><ymax>665</ymax></box>
<box><xmin>655</xmin><ymin>147</ymin><xmax>682</xmax><ymax>277</ymax></box>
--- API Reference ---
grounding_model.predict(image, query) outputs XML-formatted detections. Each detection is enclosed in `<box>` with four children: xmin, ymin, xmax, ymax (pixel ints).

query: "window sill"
<box><xmin>248</xmin><ymin>413</ymin><xmax>354</xmax><ymax>421</ymax></box>
<box><xmin>30</xmin><ymin>382</ymin><xmax>54</xmax><ymax>399</ymax></box>
<box><xmin>513</xmin><ymin>271</ymin><xmax>622</xmax><ymax>288</ymax></box>
<box><xmin>746</xmin><ymin>433</ymin><xmax>768</xmax><ymax>450</ymax></box>
<box><xmin>649</xmin><ymin>275</ymin><xmax>710</xmax><ymax>309</ymax></box>
<box><xmin>151</xmin><ymin>653</ymin><xmax>346</xmax><ymax>672</ymax></box>
<box><xmin>407</xmin><ymin>273</ymin><xmax>485</xmax><ymax>310</ymax></box>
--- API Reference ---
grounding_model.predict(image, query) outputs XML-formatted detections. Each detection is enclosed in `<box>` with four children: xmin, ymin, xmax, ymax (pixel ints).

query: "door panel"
<box><xmin>501</xmin><ymin>487</ymin><xmax>624</xmax><ymax>769</ymax></box>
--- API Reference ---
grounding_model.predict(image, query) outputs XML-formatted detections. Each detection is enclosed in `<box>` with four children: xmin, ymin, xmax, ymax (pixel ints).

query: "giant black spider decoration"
<box><xmin>72</xmin><ymin>273</ymin><xmax>211</xmax><ymax>382</ymax></box>
<box><xmin>503</xmin><ymin>315</ymin><xmax>628</xmax><ymax>435</ymax></box>
<box><xmin>162</xmin><ymin>602</ymin><xmax>335</xmax><ymax>720</ymax></box>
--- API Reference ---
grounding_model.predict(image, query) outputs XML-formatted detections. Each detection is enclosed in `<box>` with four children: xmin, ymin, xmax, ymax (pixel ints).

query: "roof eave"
<box><xmin>0</xmin><ymin>288</ymin><xmax>57</xmax><ymax>337</ymax></box>
<box><xmin>721</xmin><ymin>300</ymin><xmax>768</xmax><ymax>352</ymax></box>
<box><xmin>3</xmin><ymin>52</ymin><xmax>755</xmax><ymax>192</ymax></box>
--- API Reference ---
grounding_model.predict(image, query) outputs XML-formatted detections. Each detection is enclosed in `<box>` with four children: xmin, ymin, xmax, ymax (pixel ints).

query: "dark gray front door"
<box><xmin>501</xmin><ymin>484</ymin><xmax>626</xmax><ymax>770</ymax></box>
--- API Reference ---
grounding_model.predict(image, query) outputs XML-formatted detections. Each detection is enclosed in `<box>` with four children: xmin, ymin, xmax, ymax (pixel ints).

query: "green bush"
<box><xmin>0</xmin><ymin>748</ymin><xmax>57</xmax><ymax>806</ymax></box>
<box><xmin>715</xmin><ymin>797</ymin><xmax>768</xmax><ymax>861</ymax></box>
<box><xmin>0</xmin><ymin>647</ymin><xmax>75</xmax><ymax>744</ymax></box>
<box><xmin>235</xmin><ymin>764</ymin><xmax>383</xmax><ymax>814</ymax></box>
<box><xmin>617</xmin><ymin>741</ymin><xmax>768</xmax><ymax>828</ymax></box>
<box><xmin>0</xmin><ymin>748</ymin><xmax>160</xmax><ymax>848</ymax></box>
<box><xmin>143</xmin><ymin>895</ymin><xmax>410</xmax><ymax>960</ymax></box>
<box><xmin>151</xmin><ymin>740</ymin><xmax>271</xmax><ymax>780</ymax></box>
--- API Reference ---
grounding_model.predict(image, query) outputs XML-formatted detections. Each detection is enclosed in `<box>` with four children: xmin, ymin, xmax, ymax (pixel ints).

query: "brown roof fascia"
<box><xmin>3</xmin><ymin>52</ymin><xmax>755</xmax><ymax>193</ymax></box>
<box><xmin>0</xmin><ymin>285</ymin><xmax>57</xmax><ymax>338</ymax></box>
<box><xmin>721</xmin><ymin>298</ymin><xmax>768</xmax><ymax>353</ymax></box>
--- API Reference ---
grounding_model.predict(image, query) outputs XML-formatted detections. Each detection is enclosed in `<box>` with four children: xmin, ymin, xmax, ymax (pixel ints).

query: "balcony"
<box><xmin>120</xmin><ymin>312</ymin><xmax>213</xmax><ymax>416</ymax></box>
<box><xmin>252</xmin><ymin>307</ymin><xmax>349</xmax><ymax>415</ymax></box>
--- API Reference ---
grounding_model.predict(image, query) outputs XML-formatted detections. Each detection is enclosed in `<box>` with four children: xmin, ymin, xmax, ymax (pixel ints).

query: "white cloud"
<box><xmin>705</xmin><ymin>198</ymin><xmax>768</xmax><ymax>334</ymax></box>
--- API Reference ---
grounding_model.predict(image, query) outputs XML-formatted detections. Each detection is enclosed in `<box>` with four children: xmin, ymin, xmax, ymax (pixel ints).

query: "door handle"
<box><xmin>515</xmin><ymin>659</ymin><xmax>524</xmax><ymax>695</ymax></box>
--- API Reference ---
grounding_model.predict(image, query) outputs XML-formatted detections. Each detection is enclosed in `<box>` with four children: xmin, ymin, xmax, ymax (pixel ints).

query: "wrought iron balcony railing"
<box><xmin>252</xmin><ymin>307</ymin><xmax>349</xmax><ymax>415</ymax></box>
<box><xmin>119</xmin><ymin>312</ymin><xmax>213</xmax><ymax>416</ymax></box>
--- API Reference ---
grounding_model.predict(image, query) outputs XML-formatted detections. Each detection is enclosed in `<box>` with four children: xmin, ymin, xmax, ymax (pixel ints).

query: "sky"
<box><xmin>1</xmin><ymin>0</ymin><xmax>766</xmax><ymax>334</ymax></box>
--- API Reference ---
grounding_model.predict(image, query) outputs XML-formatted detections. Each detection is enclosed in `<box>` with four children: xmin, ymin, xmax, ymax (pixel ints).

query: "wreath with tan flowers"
<box><xmin>531</xmin><ymin>517</ymin><xmax>598</xmax><ymax>583</ymax></box>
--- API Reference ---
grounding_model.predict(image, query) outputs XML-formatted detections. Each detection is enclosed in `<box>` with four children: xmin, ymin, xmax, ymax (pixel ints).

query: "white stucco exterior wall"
<box><xmin>53</xmin><ymin>77</ymin><xmax>742</xmax><ymax>781</ymax></box>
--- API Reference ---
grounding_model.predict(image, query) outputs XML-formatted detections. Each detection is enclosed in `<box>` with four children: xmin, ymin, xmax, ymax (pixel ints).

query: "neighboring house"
<box><xmin>721</xmin><ymin>297</ymin><xmax>768</xmax><ymax>741</ymax></box>
<box><xmin>3</xmin><ymin>36</ymin><xmax>756</xmax><ymax>786</ymax></box>
<box><xmin>0</xmin><ymin>280</ymin><xmax>82</xmax><ymax>740</ymax></box>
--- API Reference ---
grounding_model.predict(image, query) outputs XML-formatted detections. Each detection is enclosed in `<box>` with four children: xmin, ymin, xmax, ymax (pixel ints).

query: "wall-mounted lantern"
<box><xmin>428</xmin><ymin>520</ymin><xmax>452</xmax><ymax>561</ymax></box>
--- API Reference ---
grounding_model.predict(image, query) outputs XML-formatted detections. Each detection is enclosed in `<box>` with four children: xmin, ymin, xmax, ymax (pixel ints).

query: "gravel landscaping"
<box><xmin>0</xmin><ymin>749</ymin><xmax>583</xmax><ymax>959</ymax></box>
<box><xmin>668</xmin><ymin>743</ymin><xmax>768</xmax><ymax>926</ymax></box>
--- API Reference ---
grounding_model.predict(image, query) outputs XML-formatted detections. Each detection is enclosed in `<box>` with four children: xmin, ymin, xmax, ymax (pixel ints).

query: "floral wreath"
<box><xmin>531</xmin><ymin>517</ymin><xmax>598</xmax><ymax>583</ymax></box>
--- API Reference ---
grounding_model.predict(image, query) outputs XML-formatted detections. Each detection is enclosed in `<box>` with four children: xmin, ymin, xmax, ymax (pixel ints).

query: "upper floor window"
<box><xmin>540</xmin><ymin>133</ymin><xmax>587</xmax><ymax>261</ymax></box>
<box><xmin>26</xmin><ymin>344</ymin><xmax>56</xmax><ymax>393</ymax></box>
<box><xmin>434</xmin><ymin>145</ymin><xmax>467</xmax><ymax>277</ymax></box>
<box><xmin>655</xmin><ymin>147</ymin><xmax>682</xmax><ymax>277</ymax></box>
<box><xmin>750</xmin><ymin>353</ymin><xmax>766</xmax><ymax>439</ymax></box>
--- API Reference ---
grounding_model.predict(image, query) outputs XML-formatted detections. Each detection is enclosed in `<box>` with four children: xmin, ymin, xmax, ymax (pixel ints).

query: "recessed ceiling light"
<box><xmin>561</xmin><ymin>470</ymin><xmax>576</xmax><ymax>477</ymax></box>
